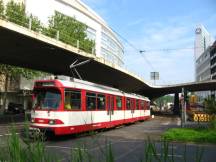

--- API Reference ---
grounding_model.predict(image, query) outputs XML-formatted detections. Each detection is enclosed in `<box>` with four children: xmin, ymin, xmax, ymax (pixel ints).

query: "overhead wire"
<box><xmin>110</xmin><ymin>27</ymin><xmax>168</xmax><ymax>84</ymax></box>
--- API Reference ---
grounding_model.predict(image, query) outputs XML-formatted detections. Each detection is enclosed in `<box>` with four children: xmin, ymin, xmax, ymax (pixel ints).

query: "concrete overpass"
<box><xmin>0</xmin><ymin>19</ymin><xmax>216</xmax><ymax>99</ymax></box>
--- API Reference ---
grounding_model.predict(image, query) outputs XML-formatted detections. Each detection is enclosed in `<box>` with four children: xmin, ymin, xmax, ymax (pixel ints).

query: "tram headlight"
<box><xmin>48</xmin><ymin>119</ymin><xmax>64</xmax><ymax>125</ymax></box>
<box><xmin>49</xmin><ymin>119</ymin><xmax>56</xmax><ymax>125</ymax></box>
<box><xmin>31</xmin><ymin>118</ymin><xmax>35</xmax><ymax>123</ymax></box>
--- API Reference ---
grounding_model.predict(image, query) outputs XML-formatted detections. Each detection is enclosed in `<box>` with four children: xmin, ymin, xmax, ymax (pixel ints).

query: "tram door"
<box><xmin>107</xmin><ymin>95</ymin><xmax>114</xmax><ymax>122</ymax></box>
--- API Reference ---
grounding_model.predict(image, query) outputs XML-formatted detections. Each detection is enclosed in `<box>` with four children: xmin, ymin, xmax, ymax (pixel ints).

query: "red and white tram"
<box><xmin>30</xmin><ymin>77</ymin><xmax>151</xmax><ymax>136</ymax></box>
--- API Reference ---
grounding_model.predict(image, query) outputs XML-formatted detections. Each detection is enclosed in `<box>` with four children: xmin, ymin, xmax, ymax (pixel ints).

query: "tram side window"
<box><xmin>130</xmin><ymin>99</ymin><xmax>135</xmax><ymax>109</ymax></box>
<box><xmin>116</xmin><ymin>96</ymin><xmax>122</xmax><ymax>110</ymax></box>
<box><xmin>126</xmin><ymin>98</ymin><xmax>131</xmax><ymax>110</ymax></box>
<box><xmin>146</xmin><ymin>102</ymin><xmax>150</xmax><ymax>110</ymax></box>
<box><xmin>86</xmin><ymin>92</ymin><xmax>96</xmax><ymax>110</ymax></box>
<box><xmin>64</xmin><ymin>90</ymin><xmax>81</xmax><ymax>110</ymax></box>
<box><xmin>97</xmin><ymin>94</ymin><xmax>106</xmax><ymax>110</ymax></box>
<box><xmin>136</xmin><ymin>100</ymin><xmax>139</xmax><ymax>110</ymax></box>
<box><xmin>141</xmin><ymin>101</ymin><xmax>145</xmax><ymax>110</ymax></box>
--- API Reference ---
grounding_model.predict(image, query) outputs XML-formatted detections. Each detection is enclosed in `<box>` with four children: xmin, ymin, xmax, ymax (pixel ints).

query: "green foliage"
<box><xmin>0</xmin><ymin>64</ymin><xmax>44</xmax><ymax>80</ymax></box>
<box><xmin>45</xmin><ymin>11</ymin><xmax>95</xmax><ymax>53</ymax></box>
<box><xmin>51</xmin><ymin>11</ymin><xmax>87</xmax><ymax>41</ymax></box>
<box><xmin>0</xmin><ymin>0</ymin><xmax>4</xmax><ymax>17</ymax></box>
<box><xmin>105</xmin><ymin>142</ymin><xmax>114</xmax><ymax>162</ymax></box>
<box><xmin>80</xmin><ymin>38</ymin><xmax>95</xmax><ymax>54</ymax></box>
<box><xmin>203</xmin><ymin>97</ymin><xmax>216</xmax><ymax>129</ymax></box>
<box><xmin>163</xmin><ymin>128</ymin><xmax>216</xmax><ymax>143</ymax></box>
<box><xmin>5</xmin><ymin>1</ymin><xmax>28</xmax><ymax>27</ymax></box>
<box><xmin>204</xmin><ymin>97</ymin><xmax>216</xmax><ymax>114</ymax></box>
<box><xmin>29</xmin><ymin>14</ymin><xmax>42</xmax><ymax>32</ymax></box>
<box><xmin>0</xmin><ymin>127</ymin><xmax>59</xmax><ymax>162</ymax></box>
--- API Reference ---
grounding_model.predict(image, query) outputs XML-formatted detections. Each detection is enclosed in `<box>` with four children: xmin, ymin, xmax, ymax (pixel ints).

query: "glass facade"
<box><xmin>86</xmin><ymin>27</ymin><xmax>96</xmax><ymax>41</ymax></box>
<box><xmin>101</xmin><ymin>29</ymin><xmax>124</xmax><ymax>67</ymax></box>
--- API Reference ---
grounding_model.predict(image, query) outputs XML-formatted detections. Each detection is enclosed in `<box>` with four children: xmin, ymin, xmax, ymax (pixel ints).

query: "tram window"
<box><xmin>130</xmin><ymin>99</ymin><xmax>135</xmax><ymax>109</ymax></box>
<box><xmin>64</xmin><ymin>90</ymin><xmax>81</xmax><ymax>110</ymax></box>
<box><xmin>97</xmin><ymin>94</ymin><xmax>106</xmax><ymax>110</ymax></box>
<box><xmin>136</xmin><ymin>100</ymin><xmax>139</xmax><ymax>109</ymax></box>
<box><xmin>146</xmin><ymin>102</ymin><xmax>150</xmax><ymax>110</ymax></box>
<box><xmin>126</xmin><ymin>98</ymin><xmax>130</xmax><ymax>110</ymax></box>
<box><xmin>116</xmin><ymin>96</ymin><xmax>122</xmax><ymax>110</ymax></box>
<box><xmin>110</xmin><ymin>96</ymin><xmax>114</xmax><ymax>109</ymax></box>
<box><xmin>141</xmin><ymin>101</ymin><xmax>145</xmax><ymax>110</ymax></box>
<box><xmin>107</xmin><ymin>96</ymin><xmax>114</xmax><ymax>110</ymax></box>
<box><xmin>34</xmin><ymin>89</ymin><xmax>61</xmax><ymax>110</ymax></box>
<box><xmin>86</xmin><ymin>92</ymin><xmax>96</xmax><ymax>110</ymax></box>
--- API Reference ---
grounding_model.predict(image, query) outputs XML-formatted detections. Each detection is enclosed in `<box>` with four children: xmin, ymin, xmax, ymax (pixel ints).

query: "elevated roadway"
<box><xmin>0</xmin><ymin>19</ymin><xmax>216</xmax><ymax>99</ymax></box>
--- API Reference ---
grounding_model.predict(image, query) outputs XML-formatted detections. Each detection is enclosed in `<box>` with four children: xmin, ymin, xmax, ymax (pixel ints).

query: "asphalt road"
<box><xmin>0</xmin><ymin>116</ymin><xmax>216</xmax><ymax>162</ymax></box>
<box><xmin>43</xmin><ymin>116</ymin><xmax>216</xmax><ymax>162</ymax></box>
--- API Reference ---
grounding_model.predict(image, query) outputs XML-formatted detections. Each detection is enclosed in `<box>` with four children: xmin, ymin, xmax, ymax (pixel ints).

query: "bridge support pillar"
<box><xmin>173</xmin><ymin>93</ymin><xmax>180</xmax><ymax>115</ymax></box>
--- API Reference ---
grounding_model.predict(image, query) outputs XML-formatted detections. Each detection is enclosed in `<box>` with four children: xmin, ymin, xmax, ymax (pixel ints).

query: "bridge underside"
<box><xmin>1</xmin><ymin>21</ymin><xmax>216</xmax><ymax>99</ymax></box>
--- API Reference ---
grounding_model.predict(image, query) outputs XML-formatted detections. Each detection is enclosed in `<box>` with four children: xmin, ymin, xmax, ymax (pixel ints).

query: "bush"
<box><xmin>47</xmin><ymin>11</ymin><xmax>95</xmax><ymax>53</ymax></box>
<box><xmin>29</xmin><ymin>14</ymin><xmax>42</xmax><ymax>32</ymax></box>
<box><xmin>204</xmin><ymin>97</ymin><xmax>216</xmax><ymax>114</ymax></box>
<box><xmin>5</xmin><ymin>1</ymin><xmax>29</xmax><ymax>27</ymax></box>
<box><xmin>204</xmin><ymin>97</ymin><xmax>216</xmax><ymax>129</ymax></box>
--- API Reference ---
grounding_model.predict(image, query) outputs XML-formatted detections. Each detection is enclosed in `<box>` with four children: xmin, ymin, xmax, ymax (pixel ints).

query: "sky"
<box><xmin>82</xmin><ymin>0</ymin><xmax>216</xmax><ymax>85</ymax></box>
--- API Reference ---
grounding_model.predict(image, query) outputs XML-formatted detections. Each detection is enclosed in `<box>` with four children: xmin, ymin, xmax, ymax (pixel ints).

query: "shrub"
<box><xmin>204</xmin><ymin>97</ymin><xmax>216</xmax><ymax>129</ymax></box>
<box><xmin>5</xmin><ymin>1</ymin><xmax>29</xmax><ymax>27</ymax></box>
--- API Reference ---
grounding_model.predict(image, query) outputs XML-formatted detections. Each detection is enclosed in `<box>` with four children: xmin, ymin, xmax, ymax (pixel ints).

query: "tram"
<box><xmin>30</xmin><ymin>77</ymin><xmax>151</xmax><ymax>136</ymax></box>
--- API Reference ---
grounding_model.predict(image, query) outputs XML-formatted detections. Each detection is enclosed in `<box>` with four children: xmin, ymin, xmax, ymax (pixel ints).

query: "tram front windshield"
<box><xmin>33</xmin><ymin>89</ymin><xmax>61</xmax><ymax>110</ymax></box>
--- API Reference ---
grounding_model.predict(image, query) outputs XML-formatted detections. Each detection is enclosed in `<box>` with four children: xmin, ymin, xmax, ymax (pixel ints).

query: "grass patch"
<box><xmin>163</xmin><ymin>128</ymin><xmax>216</xmax><ymax>143</ymax></box>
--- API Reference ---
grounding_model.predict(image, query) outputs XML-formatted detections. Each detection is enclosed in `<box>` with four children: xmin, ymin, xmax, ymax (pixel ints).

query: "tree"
<box><xmin>80</xmin><ymin>38</ymin><xmax>95</xmax><ymax>54</ymax></box>
<box><xmin>0</xmin><ymin>0</ymin><xmax>4</xmax><ymax>17</ymax></box>
<box><xmin>29</xmin><ymin>14</ymin><xmax>43</xmax><ymax>32</ymax></box>
<box><xmin>5</xmin><ymin>1</ymin><xmax>28</xmax><ymax>27</ymax></box>
<box><xmin>45</xmin><ymin>11</ymin><xmax>95</xmax><ymax>53</ymax></box>
<box><xmin>204</xmin><ymin>97</ymin><xmax>216</xmax><ymax>114</ymax></box>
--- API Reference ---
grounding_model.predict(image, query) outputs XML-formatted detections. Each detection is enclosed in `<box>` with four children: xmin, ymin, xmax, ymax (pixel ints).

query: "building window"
<box><xmin>101</xmin><ymin>29</ymin><xmax>124</xmax><ymax>67</ymax></box>
<box><xmin>86</xmin><ymin>92</ymin><xmax>96</xmax><ymax>110</ymax></box>
<box><xmin>64</xmin><ymin>90</ymin><xmax>81</xmax><ymax>110</ymax></box>
<box><xmin>86</xmin><ymin>27</ymin><xmax>96</xmax><ymax>41</ymax></box>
